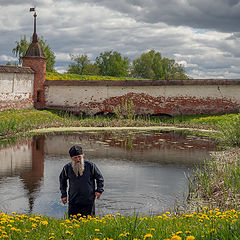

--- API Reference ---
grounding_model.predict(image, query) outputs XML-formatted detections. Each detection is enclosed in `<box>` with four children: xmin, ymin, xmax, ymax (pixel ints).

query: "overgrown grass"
<box><xmin>0</xmin><ymin>109</ymin><xmax>69</xmax><ymax>139</ymax></box>
<box><xmin>159</xmin><ymin>113</ymin><xmax>239</xmax><ymax>128</ymax></box>
<box><xmin>187</xmin><ymin>148</ymin><xmax>240</xmax><ymax>212</ymax></box>
<box><xmin>160</xmin><ymin>113</ymin><xmax>240</xmax><ymax>146</ymax></box>
<box><xmin>0</xmin><ymin>209</ymin><xmax>240</xmax><ymax>240</ymax></box>
<box><xmin>1</xmin><ymin>109</ymin><xmax>240</xmax><ymax>147</ymax></box>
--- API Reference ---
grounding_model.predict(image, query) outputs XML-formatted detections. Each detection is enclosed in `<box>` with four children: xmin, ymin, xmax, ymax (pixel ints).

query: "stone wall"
<box><xmin>0</xmin><ymin>66</ymin><xmax>34</xmax><ymax>111</ymax></box>
<box><xmin>44</xmin><ymin>79</ymin><xmax>240</xmax><ymax>116</ymax></box>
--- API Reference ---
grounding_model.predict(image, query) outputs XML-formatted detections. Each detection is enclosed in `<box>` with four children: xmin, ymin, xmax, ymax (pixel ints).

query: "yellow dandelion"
<box><xmin>32</xmin><ymin>223</ymin><xmax>37</xmax><ymax>228</ymax></box>
<box><xmin>41</xmin><ymin>220</ymin><xmax>48</xmax><ymax>226</ymax></box>
<box><xmin>209</xmin><ymin>228</ymin><xmax>216</xmax><ymax>233</ymax></box>
<box><xmin>143</xmin><ymin>233</ymin><xmax>153</xmax><ymax>239</ymax></box>
<box><xmin>186</xmin><ymin>236</ymin><xmax>195</xmax><ymax>240</ymax></box>
<box><xmin>148</xmin><ymin>228</ymin><xmax>155</xmax><ymax>231</ymax></box>
<box><xmin>171</xmin><ymin>236</ymin><xmax>182</xmax><ymax>240</ymax></box>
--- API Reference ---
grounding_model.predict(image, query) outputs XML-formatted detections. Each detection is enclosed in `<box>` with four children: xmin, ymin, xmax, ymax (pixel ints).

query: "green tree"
<box><xmin>5</xmin><ymin>61</ymin><xmax>18</xmax><ymax>66</ymax></box>
<box><xmin>12</xmin><ymin>35</ymin><xmax>56</xmax><ymax>72</ymax></box>
<box><xmin>68</xmin><ymin>54</ymin><xmax>99</xmax><ymax>75</ymax></box>
<box><xmin>132</xmin><ymin>50</ymin><xmax>189</xmax><ymax>80</ymax></box>
<box><xmin>131</xmin><ymin>50</ymin><xmax>156</xmax><ymax>79</ymax></box>
<box><xmin>95</xmin><ymin>51</ymin><xmax>130</xmax><ymax>77</ymax></box>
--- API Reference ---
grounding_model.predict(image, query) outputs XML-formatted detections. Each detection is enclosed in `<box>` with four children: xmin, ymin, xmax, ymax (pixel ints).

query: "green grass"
<box><xmin>187</xmin><ymin>148</ymin><xmax>240</xmax><ymax>212</ymax></box>
<box><xmin>1</xmin><ymin>109</ymin><xmax>240</xmax><ymax>147</ymax></box>
<box><xmin>158</xmin><ymin>113</ymin><xmax>239</xmax><ymax>128</ymax></box>
<box><xmin>0</xmin><ymin>209</ymin><xmax>240</xmax><ymax>240</ymax></box>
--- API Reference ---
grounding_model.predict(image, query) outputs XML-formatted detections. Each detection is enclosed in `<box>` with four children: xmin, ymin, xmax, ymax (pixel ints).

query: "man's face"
<box><xmin>72</xmin><ymin>155</ymin><xmax>83</xmax><ymax>163</ymax></box>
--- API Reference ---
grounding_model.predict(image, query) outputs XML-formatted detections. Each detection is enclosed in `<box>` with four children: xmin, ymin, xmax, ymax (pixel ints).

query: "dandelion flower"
<box><xmin>143</xmin><ymin>233</ymin><xmax>153</xmax><ymax>239</ymax></box>
<box><xmin>171</xmin><ymin>236</ymin><xmax>182</xmax><ymax>240</ymax></box>
<box><xmin>186</xmin><ymin>236</ymin><xmax>195</xmax><ymax>240</ymax></box>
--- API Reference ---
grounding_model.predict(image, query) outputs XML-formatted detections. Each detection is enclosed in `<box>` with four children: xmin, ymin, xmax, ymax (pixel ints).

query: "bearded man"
<box><xmin>59</xmin><ymin>145</ymin><xmax>104</xmax><ymax>217</ymax></box>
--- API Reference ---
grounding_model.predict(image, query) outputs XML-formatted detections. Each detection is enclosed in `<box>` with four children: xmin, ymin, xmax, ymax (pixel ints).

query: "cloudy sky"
<box><xmin>0</xmin><ymin>0</ymin><xmax>240</xmax><ymax>78</ymax></box>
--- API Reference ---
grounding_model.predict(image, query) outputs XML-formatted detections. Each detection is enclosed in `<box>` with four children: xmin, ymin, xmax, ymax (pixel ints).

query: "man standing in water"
<box><xmin>59</xmin><ymin>145</ymin><xmax>104</xmax><ymax>217</ymax></box>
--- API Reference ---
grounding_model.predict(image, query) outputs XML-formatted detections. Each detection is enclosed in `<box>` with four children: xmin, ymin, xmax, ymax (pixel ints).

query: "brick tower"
<box><xmin>22</xmin><ymin>11</ymin><xmax>46</xmax><ymax>109</ymax></box>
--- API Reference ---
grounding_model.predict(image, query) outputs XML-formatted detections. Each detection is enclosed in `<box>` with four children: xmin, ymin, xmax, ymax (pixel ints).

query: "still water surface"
<box><xmin>0</xmin><ymin>130</ymin><xmax>217</xmax><ymax>218</ymax></box>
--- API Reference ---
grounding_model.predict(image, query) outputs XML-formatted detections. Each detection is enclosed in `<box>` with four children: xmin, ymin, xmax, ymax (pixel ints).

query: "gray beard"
<box><xmin>72</xmin><ymin>158</ymin><xmax>84</xmax><ymax>176</ymax></box>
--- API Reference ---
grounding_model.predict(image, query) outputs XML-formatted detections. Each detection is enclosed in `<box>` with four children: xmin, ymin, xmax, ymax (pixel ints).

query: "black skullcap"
<box><xmin>69</xmin><ymin>145</ymin><xmax>83</xmax><ymax>157</ymax></box>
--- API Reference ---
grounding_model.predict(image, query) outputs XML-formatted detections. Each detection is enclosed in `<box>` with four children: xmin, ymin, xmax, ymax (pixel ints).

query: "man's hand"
<box><xmin>61</xmin><ymin>197</ymin><xmax>67</xmax><ymax>204</ymax></box>
<box><xmin>95</xmin><ymin>192</ymin><xmax>101</xmax><ymax>199</ymax></box>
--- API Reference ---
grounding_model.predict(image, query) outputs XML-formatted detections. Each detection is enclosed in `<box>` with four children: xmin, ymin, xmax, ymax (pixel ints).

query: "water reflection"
<box><xmin>0</xmin><ymin>131</ymin><xmax>217</xmax><ymax>218</ymax></box>
<box><xmin>0</xmin><ymin>136</ymin><xmax>44</xmax><ymax>214</ymax></box>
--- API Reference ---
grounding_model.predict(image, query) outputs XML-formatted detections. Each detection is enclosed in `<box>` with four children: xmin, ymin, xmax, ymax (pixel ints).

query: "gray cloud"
<box><xmin>65</xmin><ymin>0</ymin><xmax>240</xmax><ymax>32</ymax></box>
<box><xmin>0</xmin><ymin>0</ymin><xmax>240</xmax><ymax>78</ymax></box>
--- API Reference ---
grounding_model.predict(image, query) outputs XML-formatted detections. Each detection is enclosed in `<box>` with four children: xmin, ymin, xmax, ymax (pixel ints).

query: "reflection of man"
<box><xmin>59</xmin><ymin>145</ymin><xmax>104</xmax><ymax>217</ymax></box>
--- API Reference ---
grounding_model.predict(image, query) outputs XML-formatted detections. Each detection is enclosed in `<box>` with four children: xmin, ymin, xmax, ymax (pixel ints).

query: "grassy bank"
<box><xmin>0</xmin><ymin>109</ymin><xmax>208</xmax><ymax>145</ymax></box>
<box><xmin>1</xmin><ymin>109</ymin><xmax>240</xmax><ymax>146</ymax></box>
<box><xmin>187</xmin><ymin>148</ymin><xmax>240</xmax><ymax>212</ymax></box>
<box><xmin>0</xmin><ymin>209</ymin><xmax>240</xmax><ymax>240</ymax></box>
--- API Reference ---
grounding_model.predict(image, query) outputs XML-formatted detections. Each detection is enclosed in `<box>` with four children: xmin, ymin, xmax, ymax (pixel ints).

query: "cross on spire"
<box><xmin>30</xmin><ymin>8</ymin><xmax>38</xmax><ymax>43</ymax></box>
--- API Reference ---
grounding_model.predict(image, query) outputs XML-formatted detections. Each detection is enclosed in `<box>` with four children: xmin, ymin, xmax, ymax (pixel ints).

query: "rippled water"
<box><xmin>0</xmin><ymin>130</ymin><xmax>217</xmax><ymax>218</ymax></box>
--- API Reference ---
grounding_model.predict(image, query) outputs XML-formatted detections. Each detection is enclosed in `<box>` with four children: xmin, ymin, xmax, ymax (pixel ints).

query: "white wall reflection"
<box><xmin>0</xmin><ymin>141</ymin><xmax>32</xmax><ymax>176</ymax></box>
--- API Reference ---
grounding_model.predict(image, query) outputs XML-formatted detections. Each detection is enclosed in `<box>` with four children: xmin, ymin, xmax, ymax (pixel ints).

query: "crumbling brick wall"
<box><xmin>44</xmin><ymin>79</ymin><xmax>240</xmax><ymax>116</ymax></box>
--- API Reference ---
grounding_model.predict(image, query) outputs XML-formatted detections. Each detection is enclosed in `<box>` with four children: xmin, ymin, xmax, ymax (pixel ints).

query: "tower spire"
<box><xmin>30</xmin><ymin>8</ymin><xmax>38</xmax><ymax>43</ymax></box>
<box><xmin>33</xmin><ymin>12</ymin><xmax>38</xmax><ymax>43</ymax></box>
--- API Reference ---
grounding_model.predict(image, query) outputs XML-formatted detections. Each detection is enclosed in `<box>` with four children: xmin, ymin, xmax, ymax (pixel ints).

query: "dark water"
<box><xmin>0</xmin><ymin>130</ymin><xmax>217</xmax><ymax>218</ymax></box>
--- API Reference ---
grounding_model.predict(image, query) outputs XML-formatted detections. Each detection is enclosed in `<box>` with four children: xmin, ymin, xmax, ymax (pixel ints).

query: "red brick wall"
<box><xmin>22</xmin><ymin>57</ymin><xmax>46</xmax><ymax>109</ymax></box>
<box><xmin>44</xmin><ymin>79</ymin><xmax>240</xmax><ymax>116</ymax></box>
<box><xmin>0</xmin><ymin>99</ymin><xmax>34</xmax><ymax>112</ymax></box>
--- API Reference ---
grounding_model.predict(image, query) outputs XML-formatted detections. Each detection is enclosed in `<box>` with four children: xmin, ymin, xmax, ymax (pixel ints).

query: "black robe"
<box><xmin>59</xmin><ymin>160</ymin><xmax>104</xmax><ymax>206</ymax></box>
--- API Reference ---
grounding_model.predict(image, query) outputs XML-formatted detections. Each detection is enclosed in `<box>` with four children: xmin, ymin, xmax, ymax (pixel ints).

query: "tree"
<box><xmin>132</xmin><ymin>50</ymin><xmax>189</xmax><ymax>80</ymax></box>
<box><xmin>95</xmin><ymin>51</ymin><xmax>130</xmax><ymax>77</ymax></box>
<box><xmin>12</xmin><ymin>35</ymin><xmax>56</xmax><ymax>72</ymax></box>
<box><xmin>5</xmin><ymin>61</ymin><xmax>18</xmax><ymax>66</ymax></box>
<box><xmin>68</xmin><ymin>54</ymin><xmax>99</xmax><ymax>75</ymax></box>
<box><xmin>131</xmin><ymin>50</ymin><xmax>156</xmax><ymax>79</ymax></box>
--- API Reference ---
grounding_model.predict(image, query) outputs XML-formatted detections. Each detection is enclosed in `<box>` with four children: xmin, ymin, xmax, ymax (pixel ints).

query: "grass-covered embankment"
<box><xmin>0</xmin><ymin>209</ymin><xmax>240</xmax><ymax>240</ymax></box>
<box><xmin>187</xmin><ymin>148</ymin><xmax>240</xmax><ymax>212</ymax></box>
<box><xmin>1</xmin><ymin>109</ymin><xmax>240</xmax><ymax>145</ymax></box>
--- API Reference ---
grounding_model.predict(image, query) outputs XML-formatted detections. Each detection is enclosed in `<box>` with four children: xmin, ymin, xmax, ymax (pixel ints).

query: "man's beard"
<box><xmin>72</xmin><ymin>158</ymin><xmax>84</xmax><ymax>176</ymax></box>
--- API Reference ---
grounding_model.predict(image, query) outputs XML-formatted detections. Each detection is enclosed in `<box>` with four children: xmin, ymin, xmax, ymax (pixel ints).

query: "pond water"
<box><xmin>0</xmin><ymin>130</ymin><xmax>217</xmax><ymax>218</ymax></box>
